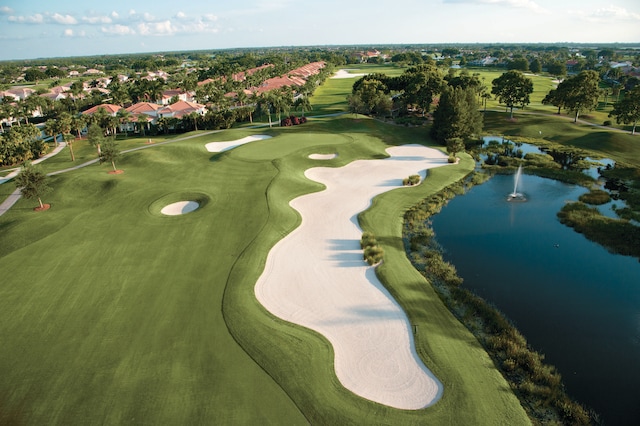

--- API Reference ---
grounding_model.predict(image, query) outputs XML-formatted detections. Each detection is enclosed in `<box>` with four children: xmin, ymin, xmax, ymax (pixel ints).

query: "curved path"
<box><xmin>255</xmin><ymin>145</ymin><xmax>450</xmax><ymax>409</ymax></box>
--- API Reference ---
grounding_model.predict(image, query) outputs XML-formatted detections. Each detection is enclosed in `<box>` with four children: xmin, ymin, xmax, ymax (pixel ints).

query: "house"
<box><xmin>160</xmin><ymin>89</ymin><xmax>192</xmax><ymax>105</ymax></box>
<box><xmin>1</xmin><ymin>87</ymin><xmax>36</xmax><ymax>101</ymax></box>
<box><xmin>125</xmin><ymin>102</ymin><xmax>161</xmax><ymax>125</ymax></box>
<box><xmin>82</xmin><ymin>103</ymin><xmax>122</xmax><ymax>116</ymax></box>
<box><xmin>83</xmin><ymin>68</ymin><xmax>103</xmax><ymax>76</ymax></box>
<box><xmin>40</xmin><ymin>91</ymin><xmax>67</xmax><ymax>102</ymax></box>
<box><xmin>157</xmin><ymin>100</ymin><xmax>206</xmax><ymax>119</ymax></box>
<box><xmin>250</xmin><ymin>62</ymin><xmax>325</xmax><ymax>94</ymax></box>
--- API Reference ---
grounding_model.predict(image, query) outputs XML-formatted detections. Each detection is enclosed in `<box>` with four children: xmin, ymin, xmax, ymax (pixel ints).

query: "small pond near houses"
<box><xmin>430</xmin><ymin>171</ymin><xmax>640</xmax><ymax>425</ymax></box>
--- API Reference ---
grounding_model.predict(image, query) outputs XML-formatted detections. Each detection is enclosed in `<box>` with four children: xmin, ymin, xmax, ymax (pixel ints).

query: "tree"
<box><xmin>294</xmin><ymin>96</ymin><xmax>312</xmax><ymax>117</ymax></box>
<box><xmin>116</xmin><ymin>108</ymin><xmax>132</xmax><ymax>136</ymax></box>
<box><xmin>136</xmin><ymin>113</ymin><xmax>150</xmax><ymax>136</ymax></box>
<box><xmin>87</xmin><ymin>122</ymin><xmax>105</xmax><ymax>155</ymax></box>
<box><xmin>446</xmin><ymin>137</ymin><xmax>465</xmax><ymax>160</ymax></box>
<box><xmin>43</xmin><ymin>119</ymin><xmax>60</xmax><ymax>147</ymax></box>
<box><xmin>348</xmin><ymin>78</ymin><xmax>391</xmax><ymax>117</ymax></box>
<box><xmin>99</xmin><ymin>138</ymin><xmax>121</xmax><ymax>172</ymax></box>
<box><xmin>401</xmin><ymin>64</ymin><xmax>444</xmax><ymax>116</ymax></box>
<box><xmin>70</xmin><ymin>114</ymin><xmax>87</xmax><ymax>139</ymax></box>
<box><xmin>24</xmin><ymin>68</ymin><xmax>47</xmax><ymax>83</ymax></box>
<box><xmin>609</xmin><ymin>86</ymin><xmax>640</xmax><ymax>135</ymax></box>
<box><xmin>491</xmin><ymin>70</ymin><xmax>534</xmax><ymax>119</ymax></box>
<box><xmin>15</xmin><ymin>161</ymin><xmax>52</xmax><ymax>210</ymax></box>
<box><xmin>546</xmin><ymin>60</ymin><xmax>567</xmax><ymax>78</ymax></box>
<box><xmin>431</xmin><ymin>85</ymin><xmax>483</xmax><ymax>144</ymax></box>
<box><xmin>561</xmin><ymin>70</ymin><xmax>601</xmax><ymax>122</ymax></box>
<box><xmin>507</xmin><ymin>57</ymin><xmax>529</xmax><ymax>72</ymax></box>
<box><xmin>530</xmin><ymin>58</ymin><xmax>542</xmax><ymax>74</ymax></box>
<box><xmin>63</xmin><ymin>132</ymin><xmax>76</xmax><ymax>162</ymax></box>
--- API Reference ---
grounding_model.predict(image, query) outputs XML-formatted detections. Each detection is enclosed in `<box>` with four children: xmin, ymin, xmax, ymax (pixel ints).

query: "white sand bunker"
<box><xmin>205</xmin><ymin>135</ymin><xmax>272</xmax><ymax>153</ymax></box>
<box><xmin>309</xmin><ymin>153</ymin><xmax>338</xmax><ymax>160</ymax></box>
<box><xmin>255</xmin><ymin>145</ymin><xmax>451</xmax><ymax>409</ymax></box>
<box><xmin>161</xmin><ymin>201</ymin><xmax>199</xmax><ymax>216</ymax></box>
<box><xmin>331</xmin><ymin>69</ymin><xmax>368</xmax><ymax>79</ymax></box>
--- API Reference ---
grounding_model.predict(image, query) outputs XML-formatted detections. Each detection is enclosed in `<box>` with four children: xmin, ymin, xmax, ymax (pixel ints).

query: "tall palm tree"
<box><xmin>116</xmin><ymin>109</ymin><xmax>132</xmax><ymax>136</ymax></box>
<box><xmin>70</xmin><ymin>114</ymin><xmax>87</xmax><ymax>139</ymax></box>
<box><xmin>136</xmin><ymin>113</ymin><xmax>150</xmax><ymax>136</ymax></box>
<box><xmin>294</xmin><ymin>96</ymin><xmax>312</xmax><ymax>117</ymax></box>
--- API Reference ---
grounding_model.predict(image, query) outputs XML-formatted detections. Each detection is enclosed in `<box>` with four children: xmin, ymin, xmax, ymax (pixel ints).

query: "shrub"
<box><xmin>603</xmin><ymin>120</ymin><xmax>612</xmax><ymax>126</ymax></box>
<box><xmin>364</xmin><ymin>245</ymin><xmax>384</xmax><ymax>265</ymax></box>
<box><xmin>360</xmin><ymin>231</ymin><xmax>377</xmax><ymax>248</ymax></box>
<box><xmin>403</xmin><ymin>174</ymin><xmax>421</xmax><ymax>186</ymax></box>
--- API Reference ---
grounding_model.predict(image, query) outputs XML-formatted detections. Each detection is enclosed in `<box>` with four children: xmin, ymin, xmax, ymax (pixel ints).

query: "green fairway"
<box><xmin>0</xmin><ymin>113</ymin><xmax>532</xmax><ymax>424</ymax></box>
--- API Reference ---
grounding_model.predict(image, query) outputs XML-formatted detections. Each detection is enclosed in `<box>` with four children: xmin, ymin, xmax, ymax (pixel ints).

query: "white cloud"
<box><xmin>1</xmin><ymin>6</ymin><xmax>13</xmax><ymax>14</ymax></box>
<box><xmin>64</xmin><ymin>28</ymin><xmax>74</xmax><ymax>37</ymax></box>
<box><xmin>137</xmin><ymin>20</ymin><xmax>175</xmax><ymax>36</ymax></box>
<box><xmin>571</xmin><ymin>5</ymin><xmax>640</xmax><ymax>22</ymax></box>
<box><xmin>203</xmin><ymin>13</ymin><xmax>218</xmax><ymax>22</ymax></box>
<box><xmin>443</xmin><ymin>0</ymin><xmax>549</xmax><ymax>14</ymax></box>
<box><xmin>176</xmin><ymin>11</ymin><xmax>187</xmax><ymax>19</ymax></box>
<box><xmin>102</xmin><ymin>24</ymin><xmax>136</xmax><ymax>35</ymax></box>
<box><xmin>50</xmin><ymin>13</ymin><xmax>78</xmax><ymax>25</ymax></box>
<box><xmin>82</xmin><ymin>15</ymin><xmax>113</xmax><ymax>24</ymax></box>
<box><xmin>8</xmin><ymin>13</ymin><xmax>45</xmax><ymax>24</ymax></box>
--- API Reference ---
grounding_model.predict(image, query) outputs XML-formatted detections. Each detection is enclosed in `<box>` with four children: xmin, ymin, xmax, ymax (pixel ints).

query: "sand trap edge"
<box><xmin>148</xmin><ymin>192</ymin><xmax>211</xmax><ymax>218</ymax></box>
<box><xmin>160</xmin><ymin>201</ymin><xmax>200</xmax><ymax>216</ymax></box>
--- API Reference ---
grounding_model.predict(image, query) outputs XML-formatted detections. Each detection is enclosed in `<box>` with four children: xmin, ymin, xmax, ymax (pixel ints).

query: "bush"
<box><xmin>603</xmin><ymin>120</ymin><xmax>612</xmax><ymax>126</ymax></box>
<box><xmin>403</xmin><ymin>175</ymin><xmax>421</xmax><ymax>186</ymax></box>
<box><xmin>363</xmin><ymin>245</ymin><xmax>384</xmax><ymax>265</ymax></box>
<box><xmin>361</xmin><ymin>232</ymin><xmax>384</xmax><ymax>265</ymax></box>
<box><xmin>280</xmin><ymin>115</ymin><xmax>307</xmax><ymax>127</ymax></box>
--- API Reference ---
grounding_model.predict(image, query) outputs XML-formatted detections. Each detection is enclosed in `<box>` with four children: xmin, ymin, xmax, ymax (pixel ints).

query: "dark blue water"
<box><xmin>430</xmin><ymin>173</ymin><xmax>640</xmax><ymax>425</ymax></box>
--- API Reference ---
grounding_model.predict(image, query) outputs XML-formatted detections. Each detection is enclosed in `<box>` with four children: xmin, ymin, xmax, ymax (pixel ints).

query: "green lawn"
<box><xmin>15</xmin><ymin>62</ymin><xmax>640</xmax><ymax>424</ymax></box>
<box><xmin>2</xmin><ymin>63</ymin><xmax>635</xmax><ymax>425</ymax></box>
<box><xmin>0</xmin><ymin>105</ymin><xmax>532</xmax><ymax>424</ymax></box>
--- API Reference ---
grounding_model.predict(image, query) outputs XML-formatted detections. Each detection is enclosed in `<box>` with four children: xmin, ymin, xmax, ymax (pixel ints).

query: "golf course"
<box><xmin>3</xmin><ymin>64</ymin><xmax>638</xmax><ymax>424</ymax></box>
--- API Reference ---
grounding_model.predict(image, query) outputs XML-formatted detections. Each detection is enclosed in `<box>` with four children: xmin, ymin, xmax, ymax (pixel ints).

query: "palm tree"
<box><xmin>63</xmin><ymin>132</ymin><xmax>76</xmax><ymax>161</ymax></box>
<box><xmin>43</xmin><ymin>119</ymin><xmax>59</xmax><ymax>147</ymax></box>
<box><xmin>136</xmin><ymin>114</ymin><xmax>150</xmax><ymax>136</ymax></box>
<box><xmin>236</xmin><ymin>90</ymin><xmax>248</xmax><ymax>107</ymax></box>
<box><xmin>294</xmin><ymin>96</ymin><xmax>312</xmax><ymax>117</ymax></box>
<box><xmin>116</xmin><ymin>108</ymin><xmax>132</xmax><ymax>136</ymax></box>
<box><xmin>70</xmin><ymin>114</ymin><xmax>87</xmax><ymax>139</ymax></box>
<box><xmin>186</xmin><ymin>111</ymin><xmax>200</xmax><ymax>131</ymax></box>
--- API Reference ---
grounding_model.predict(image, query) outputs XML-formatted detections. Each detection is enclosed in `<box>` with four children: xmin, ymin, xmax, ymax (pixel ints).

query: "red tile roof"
<box><xmin>82</xmin><ymin>104</ymin><xmax>122</xmax><ymax>115</ymax></box>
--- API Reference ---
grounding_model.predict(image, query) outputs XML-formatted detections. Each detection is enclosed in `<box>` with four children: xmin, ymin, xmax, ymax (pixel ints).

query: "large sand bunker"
<box><xmin>160</xmin><ymin>201</ymin><xmax>199</xmax><ymax>216</ymax></box>
<box><xmin>205</xmin><ymin>135</ymin><xmax>272</xmax><ymax>153</ymax></box>
<box><xmin>255</xmin><ymin>145</ymin><xmax>451</xmax><ymax>409</ymax></box>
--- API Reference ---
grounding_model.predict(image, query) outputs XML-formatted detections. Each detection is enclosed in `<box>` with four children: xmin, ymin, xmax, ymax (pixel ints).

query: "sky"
<box><xmin>1</xmin><ymin>0</ymin><xmax>639</xmax><ymax>61</ymax></box>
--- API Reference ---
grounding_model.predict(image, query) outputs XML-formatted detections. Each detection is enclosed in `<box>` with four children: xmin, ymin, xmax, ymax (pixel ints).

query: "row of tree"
<box><xmin>350</xmin><ymin>66</ymin><xmax>640</xmax><ymax>147</ymax></box>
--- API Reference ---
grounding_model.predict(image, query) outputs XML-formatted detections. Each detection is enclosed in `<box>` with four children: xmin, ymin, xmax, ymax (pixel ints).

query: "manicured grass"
<box><xmin>482</xmin><ymin>111</ymin><xmax>640</xmax><ymax>167</ymax></box>
<box><xmin>0</xmin><ymin>113</ymin><xmax>530</xmax><ymax>424</ymax></box>
<box><xmin>3</xmin><ymin>63</ymin><xmax>635</xmax><ymax>424</ymax></box>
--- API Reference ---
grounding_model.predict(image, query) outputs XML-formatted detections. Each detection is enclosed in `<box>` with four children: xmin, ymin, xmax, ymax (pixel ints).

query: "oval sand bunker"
<box><xmin>309</xmin><ymin>153</ymin><xmax>337</xmax><ymax>160</ymax></box>
<box><xmin>161</xmin><ymin>201</ymin><xmax>199</xmax><ymax>216</ymax></box>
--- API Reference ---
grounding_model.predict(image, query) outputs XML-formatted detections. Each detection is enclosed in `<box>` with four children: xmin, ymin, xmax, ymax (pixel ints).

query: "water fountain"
<box><xmin>507</xmin><ymin>164</ymin><xmax>527</xmax><ymax>201</ymax></box>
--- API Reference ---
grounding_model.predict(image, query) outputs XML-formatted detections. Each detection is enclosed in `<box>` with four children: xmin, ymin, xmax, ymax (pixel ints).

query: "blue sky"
<box><xmin>1</xmin><ymin>0</ymin><xmax>639</xmax><ymax>61</ymax></box>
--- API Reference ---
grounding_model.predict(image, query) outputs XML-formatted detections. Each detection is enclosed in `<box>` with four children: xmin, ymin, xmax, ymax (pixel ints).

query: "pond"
<box><xmin>430</xmin><ymin>172</ymin><xmax>640</xmax><ymax>425</ymax></box>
